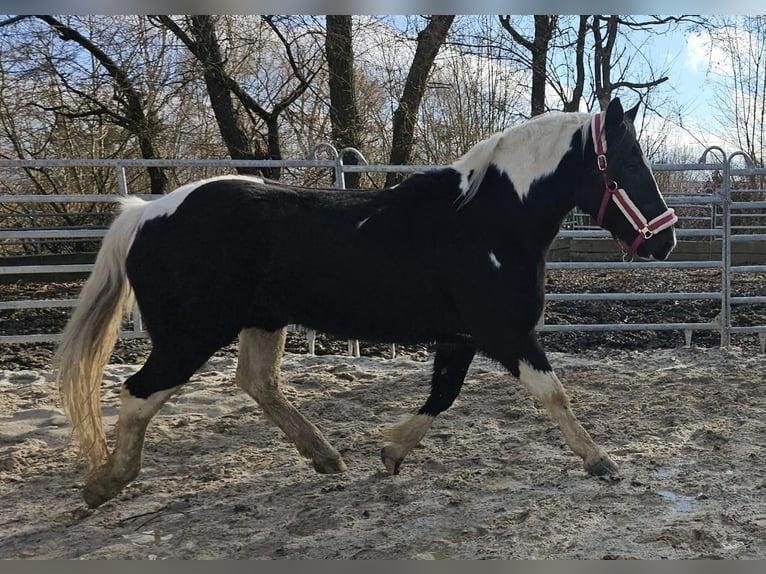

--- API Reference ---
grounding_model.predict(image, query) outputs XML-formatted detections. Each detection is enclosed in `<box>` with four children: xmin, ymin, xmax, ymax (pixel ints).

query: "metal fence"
<box><xmin>1</xmin><ymin>145</ymin><xmax>765</xmax><ymax>353</ymax></box>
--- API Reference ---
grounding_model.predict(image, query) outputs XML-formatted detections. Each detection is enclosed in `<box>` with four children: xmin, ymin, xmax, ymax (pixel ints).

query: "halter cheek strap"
<box><xmin>591</xmin><ymin>112</ymin><xmax>678</xmax><ymax>258</ymax></box>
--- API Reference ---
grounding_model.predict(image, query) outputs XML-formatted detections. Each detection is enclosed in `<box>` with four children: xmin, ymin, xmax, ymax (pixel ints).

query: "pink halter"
<box><xmin>591</xmin><ymin>112</ymin><xmax>677</xmax><ymax>258</ymax></box>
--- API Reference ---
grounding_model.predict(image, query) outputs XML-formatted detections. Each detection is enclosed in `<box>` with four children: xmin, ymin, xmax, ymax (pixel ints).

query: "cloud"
<box><xmin>685</xmin><ymin>33</ymin><xmax>711</xmax><ymax>73</ymax></box>
<box><xmin>686</xmin><ymin>30</ymin><xmax>733</xmax><ymax>76</ymax></box>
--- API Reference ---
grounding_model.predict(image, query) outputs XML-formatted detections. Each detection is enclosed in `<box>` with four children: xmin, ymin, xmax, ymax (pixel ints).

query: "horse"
<box><xmin>56</xmin><ymin>97</ymin><xmax>677</xmax><ymax>508</ymax></box>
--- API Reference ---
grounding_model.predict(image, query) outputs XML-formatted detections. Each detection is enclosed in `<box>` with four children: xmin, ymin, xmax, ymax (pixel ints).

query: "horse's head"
<box><xmin>580</xmin><ymin>98</ymin><xmax>677</xmax><ymax>261</ymax></box>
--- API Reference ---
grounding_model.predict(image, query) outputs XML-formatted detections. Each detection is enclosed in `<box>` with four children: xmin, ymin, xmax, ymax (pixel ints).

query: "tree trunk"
<box><xmin>592</xmin><ymin>15</ymin><xmax>619</xmax><ymax>110</ymax></box>
<box><xmin>499</xmin><ymin>15</ymin><xmax>557</xmax><ymax>117</ymax></box>
<box><xmin>563</xmin><ymin>16</ymin><xmax>589</xmax><ymax>112</ymax></box>
<box><xmin>530</xmin><ymin>16</ymin><xmax>556</xmax><ymax>116</ymax></box>
<box><xmin>326</xmin><ymin>16</ymin><xmax>361</xmax><ymax>189</ymax></box>
<box><xmin>187</xmin><ymin>16</ymin><xmax>273</xmax><ymax>178</ymax></box>
<box><xmin>386</xmin><ymin>15</ymin><xmax>455</xmax><ymax>187</ymax></box>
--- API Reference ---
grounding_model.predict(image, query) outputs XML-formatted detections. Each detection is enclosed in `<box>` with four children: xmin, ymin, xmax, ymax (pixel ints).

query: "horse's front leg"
<box><xmin>492</xmin><ymin>333</ymin><xmax>617</xmax><ymax>476</ymax></box>
<box><xmin>381</xmin><ymin>335</ymin><xmax>476</xmax><ymax>475</ymax></box>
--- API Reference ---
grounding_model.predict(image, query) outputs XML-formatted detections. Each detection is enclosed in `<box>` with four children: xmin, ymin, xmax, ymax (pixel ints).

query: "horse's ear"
<box><xmin>604</xmin><ymin>97</ymin><xmax>624</xmax><ymax>130</ymax></box>
<box><xmin>625</xmin><ymin>101</ymin><xmax>640</xmax><ymax>122</ymax></box>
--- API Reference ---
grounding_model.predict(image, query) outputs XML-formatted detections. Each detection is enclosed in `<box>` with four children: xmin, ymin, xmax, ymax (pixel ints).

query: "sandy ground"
<box><xmin>1</xmin><ymin>345</ymin><xmax>766</xmax><ymax>559</ymax></box>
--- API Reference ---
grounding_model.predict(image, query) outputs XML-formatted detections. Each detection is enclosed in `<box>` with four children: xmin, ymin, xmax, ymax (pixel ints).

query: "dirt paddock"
<box><xmin>1</xmin><ymin>344</ymin><xmax>766</xmax><ymax>559</ymax></box>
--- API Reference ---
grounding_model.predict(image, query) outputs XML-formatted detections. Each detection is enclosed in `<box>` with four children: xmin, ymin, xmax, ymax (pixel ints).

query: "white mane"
<box><xmin>452</xmin><ymin>111</ymin><xmax>592</xmax><ymax>208</ymax></box>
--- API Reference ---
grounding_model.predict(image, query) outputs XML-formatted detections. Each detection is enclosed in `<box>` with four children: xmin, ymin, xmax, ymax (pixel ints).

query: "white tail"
<box><xmin>55</xmin><ymin>197</ymin><xmax>147</xmax><ymax>472</ymax></box>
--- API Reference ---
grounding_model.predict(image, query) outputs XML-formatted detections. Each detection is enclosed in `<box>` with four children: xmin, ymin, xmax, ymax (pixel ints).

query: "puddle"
<box><xmin>655</xmin><ymin>489</ymin><xmax>695</xmax><ymax>512</ymax></box>
<box><xmin>653</xmin><ymin>460</ymin><xmax>697</xmax><ymax>478</ymax></box>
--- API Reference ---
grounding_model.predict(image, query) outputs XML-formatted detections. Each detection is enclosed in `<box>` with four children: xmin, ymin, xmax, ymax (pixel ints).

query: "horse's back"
<box><xmin>125</xmin><ymin>176</ymin><xmax>463</xmax><ymax>344</ymax></box>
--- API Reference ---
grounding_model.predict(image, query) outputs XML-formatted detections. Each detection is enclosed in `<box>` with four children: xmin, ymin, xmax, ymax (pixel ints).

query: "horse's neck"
<box><xmin>500</xmin><ymin>140</ymin><xmax>585</xmax><ymax>249</ymax></box>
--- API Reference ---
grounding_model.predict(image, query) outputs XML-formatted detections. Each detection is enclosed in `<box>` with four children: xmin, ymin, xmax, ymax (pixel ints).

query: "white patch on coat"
<box><xmin>518</xmin><ymin>359</ymin><xmax>561</xmax><ymax>401</ymax></box>
<box><xmin>139</xmin><ymin>175</ymin><xmax>265</xmax><ymax>225</ymax></box>
<box><xmin>488</xmin><ymin>250</ymin><xmax>501</xmax><ymax>269</ymax></box>
<box><xmin>452</xmin><ymin>131</ymin><xmax>504</xmax><ymax>208</ymax></box>
<box><xmin>453</xmin><ymin>111</ymin><xmax>592</xmax><ymax>206</ymax></box>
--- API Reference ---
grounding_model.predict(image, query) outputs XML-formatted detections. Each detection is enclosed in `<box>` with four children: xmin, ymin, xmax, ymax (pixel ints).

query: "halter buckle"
<box><xmin>641</xmin><ymin>227</ymin><xmax>654</xmax><ymax>240</ymax></box>
<box><xmin>597</xmin><ymin>154</ymin><xmax>607</xmax><ymax>171</ymax></box>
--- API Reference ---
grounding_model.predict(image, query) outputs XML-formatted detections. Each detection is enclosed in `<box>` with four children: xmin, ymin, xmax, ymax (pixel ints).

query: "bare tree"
<box><xmin>5</xmin><ymin>15</ymin><xmax>170</xmax><ymax>193</ymax></box>
<box><xmin>499</xmin><ymin>15</ymin><xmax>558</xmax><ymax>116</ymax></box>
<box><xmin>154</xmin><ymin>15</ymin><xmax>323</xmax><ymax>180</ymax></box>
<box><xmin>498</xmin><ymin>16</ymin><xmax>703</xmax><ymax>116</ymax></box>
<box><xmin>709</xmin><ymin>16</ymin><xmax>766</xmax><ymax>168</ymax></box>
<box><xmin>589</xmin><ymin>16</ymin><xmax>706</xmax><ymax>110</ymax></box>
<box><xmin>386</xmin><ymin>15</ymin><xmax>454</xmax><ymax>187</ymax></box>
<box><xmin>548</xmin><ymin>15</ymin><xmax>589</xmax><ymax>112</ymax></box>
<box><xmin>325</xmin><ymin>16</ymin><xmax>362</xmax><ymax>188</ymax></box>
<box><xmin>417</xmin><ymin>31</ymin><xmax>526</xmax><ymax>162</ymax></box>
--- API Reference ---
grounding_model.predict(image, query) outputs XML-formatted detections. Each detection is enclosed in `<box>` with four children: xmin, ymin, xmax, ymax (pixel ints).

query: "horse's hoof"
<box><xmin>585</xmin><ymin>453</ymin><xmax>618</xmax><ymax>476</ymax></box>
<box><xmin>83</xmin><ymin>461</ymin><xmax>140</xmax><ymax>508</ymax></box>
<box><xmin>312</xmin><ymin>456</ymin><xmax>347</xmax><ymax>474</ymax></box>
<box><xmin>380</xmin><ymin>445</ymin><xmax>404</xmax><ymax>475</ymax></box>
<box><xmin>82</xmin><ymin>480</ymin><xmax>119</xmax><ymax>508</ymax></box>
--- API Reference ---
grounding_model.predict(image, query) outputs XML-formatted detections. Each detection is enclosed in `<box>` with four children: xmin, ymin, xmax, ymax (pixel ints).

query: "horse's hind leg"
<box><xmin>83</xmin><ymin>345</ymin><xmax>205</xmax><ymax>508</ymax></box>
<box><xmin>382</xmin><ymin>336</ymin><xmax>475</xmax><ymax>475</ymax></box>
<box><xmin>236</xmin><ymin>327</ymin><xmax>346</xmax><ymax>474</ymax></box>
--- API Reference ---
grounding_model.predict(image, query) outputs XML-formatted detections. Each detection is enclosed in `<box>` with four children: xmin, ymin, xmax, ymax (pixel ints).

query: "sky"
<box><xmin>642</xmin><ymin>25</ymin><xmax>759</xmax><ymax>159</ymax></box>
<box><xmin>638</xmin><ymin>27</ymin><xmax>724</xmax><ymax>150</ymax></box>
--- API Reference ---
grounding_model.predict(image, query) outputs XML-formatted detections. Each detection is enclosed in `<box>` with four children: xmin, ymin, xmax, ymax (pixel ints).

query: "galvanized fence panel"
<box><xmin>725</xmin><ymin>151</ymin><xmax>766</xmax><ymax>351</ymax></box>
<box><xmin>1</xmin><ymin>147</ymin><xmax>765</xmax><ymax>353</ymax></box>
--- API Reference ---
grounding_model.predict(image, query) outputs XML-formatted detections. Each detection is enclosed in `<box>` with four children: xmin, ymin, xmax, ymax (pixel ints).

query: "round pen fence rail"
<box><xmin>1</xmin><ymin>146</ymin><xmax>765</xmax><ymax>353</ymax></box>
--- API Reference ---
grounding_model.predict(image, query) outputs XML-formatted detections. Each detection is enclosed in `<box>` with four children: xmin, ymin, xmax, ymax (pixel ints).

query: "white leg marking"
<box><xmin>119</xmin><ymin>385</ymin><xmax>180</xmax><ymax>421</ymax></box>
<box><xmin>518</xmin><ymin>360</ymin><xmax>560</xmax><ymax>400</ymax></box>
<box><xmin>82</xmin><ymin>384</ymin><xmax>180</xmax><ymax>508</ymax></box>
<box><xmin>383</xmin><ymin>413</ymin><xmax>434</xmax><ymax>449</ymax></box>
<box><xmin>516</xmin><ymin>360</ymin><xmax>616</xmax><ymax>474</ymax></box>
<box><xmin>237</xmin><ymin>327</ymin><xmax>346</xmax><ymax>473</ymax></box>
<box><xmin>381</xmin><ymin>413</ymin><xmax>435</xmax><ymax>474</ymax></box>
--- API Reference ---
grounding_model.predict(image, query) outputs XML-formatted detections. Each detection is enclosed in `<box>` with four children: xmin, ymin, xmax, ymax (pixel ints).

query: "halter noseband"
<box><xmin>591</xmin><ymin>112</ymin><xmax>678</xmax><ymax>259</ymax></box>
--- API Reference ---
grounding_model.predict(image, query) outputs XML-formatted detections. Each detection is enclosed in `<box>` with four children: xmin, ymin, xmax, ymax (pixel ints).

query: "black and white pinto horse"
<box><xmin>57</xmin><ymin>98</ymin><xmax>677</xmax><ymax>508</ymax></box>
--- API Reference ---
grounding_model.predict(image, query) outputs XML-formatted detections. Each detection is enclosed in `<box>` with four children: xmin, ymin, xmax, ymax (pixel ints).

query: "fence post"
<box><xmin>115</xmin><ymin>164</ymin><xmax>128</xmax><ymax>197</ymax></box>
<box><xmin>337</xmin><ymin>148</ymin><xmax>382</xmax><ymax>355</ymax></box>
<box><xmin>720</xmin><ymin>154</ymin><xmax>732</xmax><ymax>347</ymax></box>
<box><xmin>337</xmin><ymin>148</ymin><xmax>367</xmax><ymax>358</ymax></box>
<box><xmin>699</xmin><ymin>147</ymin><xmax>730</xmax><ymax>348</ymax></box>
<box><xmin>307</xmin><ymin>144</ymin><xmax>361</xmax><ymax>357</ymax></box>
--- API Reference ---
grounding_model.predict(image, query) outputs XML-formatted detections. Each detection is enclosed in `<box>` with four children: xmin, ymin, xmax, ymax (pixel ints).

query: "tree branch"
<box><xmin>498</xmin><ymin>16</ymin><xmax>534</xmax><ymax>51</ymax></box>
<box><xmin>0</xmin><ymin>15</ymin><xmax>31</xmax><ymax>27</ymax></box>
<box><xmin>611</xmin><ymin>76</ymin><xmax>669</xmax><ymax>90</ymax></box>
<box><xmin>35</xmin><ymin>15</ymin><xmax>167</xmax><ymax>193</ymax></box>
